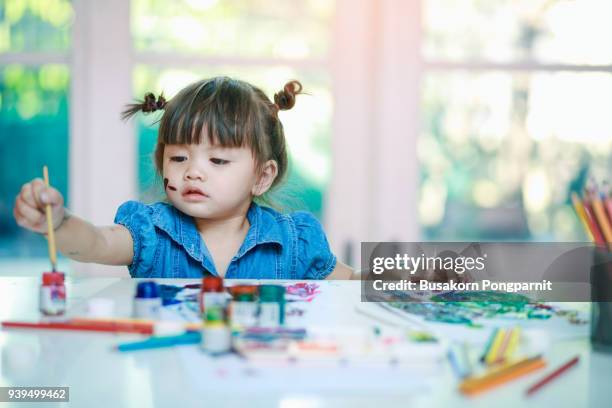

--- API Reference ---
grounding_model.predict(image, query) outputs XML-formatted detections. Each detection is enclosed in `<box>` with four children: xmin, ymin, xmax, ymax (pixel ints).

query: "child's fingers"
<box><xmin>14</xmin><ymin>195</ymin><xmax>44</xmax><ymax>226</ymax></box>
<box><xmin>43</xmin><ymin>186</ymin><xmax>64</xmax><ymax>207</ymax></box>
<box><xmin>31</xmin><ymin>178</ymin><xmax>63</xmax><ymax>206</ymax></box>
<box><xmin>30</xmin><ymin>178</ymin><xmax>47</xmax><ymax>207</ymax></box>
<box><xmin>19</xmin><ymin>182</ymin><xmax>39</xmax><ymax>208</ymax></box>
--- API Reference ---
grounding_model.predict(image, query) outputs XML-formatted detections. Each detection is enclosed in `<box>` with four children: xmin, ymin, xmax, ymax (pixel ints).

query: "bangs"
<box><xmin>158</xmin><ymin>77</ymin><xmax>261</xmax><ymax>151</ymax></box>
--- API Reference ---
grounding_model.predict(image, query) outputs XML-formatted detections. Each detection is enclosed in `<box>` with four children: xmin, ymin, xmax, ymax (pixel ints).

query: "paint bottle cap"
<box><xmin>202</xmin><ymin>277</ymin><xmax>224</xmax><ymax>292</ymax></box>
<box><xmin>259</xmin><ymin>285</ymin><xmax>285</xmax><ymax>302</ymax></box>
<box><xmin>135</xmin><ymin>281</ymin><xmax>160</xmax><ymax>299</ymax></box>
<box><xmin>230</xmin><ymin>285</ymin><xmax>258</xmax><ymax>300</ymax></box>
<box><xmin>42</xmin><ymin>272</ymin><xmax>64</xmax><ymax>285</ymax></box>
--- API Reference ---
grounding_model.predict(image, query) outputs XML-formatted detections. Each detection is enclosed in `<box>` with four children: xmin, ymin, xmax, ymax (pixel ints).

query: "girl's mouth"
<box><xmin>181</xmin><ymin>187</ymin><xmax>209</xmax><ymax>201</ymax></box>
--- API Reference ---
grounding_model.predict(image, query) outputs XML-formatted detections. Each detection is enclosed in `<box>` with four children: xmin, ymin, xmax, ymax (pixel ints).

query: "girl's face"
<box><xmin>162</xmin><ymin>140</ymin><xmax>262</xmax><ymax>219</ymax></box>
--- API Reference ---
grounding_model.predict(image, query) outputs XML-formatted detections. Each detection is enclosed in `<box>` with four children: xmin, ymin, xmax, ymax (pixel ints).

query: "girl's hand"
<box><xmin>13</xmin><ymin>178</ymin><xmax>66</xmax><ymax>234</ymax></box>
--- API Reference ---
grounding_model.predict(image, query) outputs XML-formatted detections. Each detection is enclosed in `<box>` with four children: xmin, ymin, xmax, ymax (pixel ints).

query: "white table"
<box><xmin>0</xmin><ymin>277</ymin><xmax>611</xmax><ymax>408</ymax></box>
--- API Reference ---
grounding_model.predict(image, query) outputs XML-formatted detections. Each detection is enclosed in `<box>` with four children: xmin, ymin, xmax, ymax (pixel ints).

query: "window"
<box><xmin>0</xmin><ymin>0</ymin><xmax>72</xmax><ymax>258</ymax></box>
<box><xmin>420</xmin><ymin>0</ymin><xmax>612</xmax><ymax>241</ymax></box>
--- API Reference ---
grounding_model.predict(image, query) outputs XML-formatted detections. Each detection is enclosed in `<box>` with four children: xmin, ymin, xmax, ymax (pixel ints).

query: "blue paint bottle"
<box><xmin>133</xmin><ymin>281</ymin><xmax>161</xmax><ymax>319</ymax></box>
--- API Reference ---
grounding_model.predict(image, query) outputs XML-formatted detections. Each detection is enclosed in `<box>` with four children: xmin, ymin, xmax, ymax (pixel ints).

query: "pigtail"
<box><xmin>121</xmin><ymin>92</ymin><xmax>167</xmax><ymax>121</ymax></box>
<box><xmin>273</xmin><ymin>80</ymin><xmax>303</xmax><ymax>112</ymax></box>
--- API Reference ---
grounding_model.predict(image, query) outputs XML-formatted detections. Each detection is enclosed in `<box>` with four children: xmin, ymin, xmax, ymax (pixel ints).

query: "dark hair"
<box><xmin>122</xmin><ymin>76</ymin><xmax>303</xmax><ymax>194</ymax></box>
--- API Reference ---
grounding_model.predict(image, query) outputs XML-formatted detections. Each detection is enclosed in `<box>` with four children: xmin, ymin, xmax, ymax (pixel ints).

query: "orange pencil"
<box><xmin>459</xmin><ymin>355</ymin><xmax>546</xmax><ymax>396</ymax></box>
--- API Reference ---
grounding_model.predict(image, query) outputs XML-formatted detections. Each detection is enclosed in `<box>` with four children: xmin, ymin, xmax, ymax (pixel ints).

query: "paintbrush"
<box><xmin>43</xmin><ymin>166</ymin><xmax>58</xmax><ymax>272</ymax></box>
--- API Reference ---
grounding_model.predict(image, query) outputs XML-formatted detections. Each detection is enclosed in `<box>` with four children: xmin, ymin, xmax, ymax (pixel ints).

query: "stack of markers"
<box><xmin>571</xmin><ymin>180</ymin><xmax>612</xmax><ymax>249</ymax></box>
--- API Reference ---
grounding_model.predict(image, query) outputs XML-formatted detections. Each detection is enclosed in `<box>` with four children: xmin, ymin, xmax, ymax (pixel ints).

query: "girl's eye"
<box><xmin>210</xmin><ymin>158</ymin><xmax>229</xmax><ymax>165</ymax></box>
<box><xmin>170</xmin><ymin>156</ymin><xmax>187</xmax><ymax>162</ymax></box>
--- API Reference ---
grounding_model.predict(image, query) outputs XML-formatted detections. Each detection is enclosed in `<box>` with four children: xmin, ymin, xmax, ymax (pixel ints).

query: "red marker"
<box><xmin>525</xmin><ymin>355</ymin><xmax>580</xmax><ymax>397</ymax></box>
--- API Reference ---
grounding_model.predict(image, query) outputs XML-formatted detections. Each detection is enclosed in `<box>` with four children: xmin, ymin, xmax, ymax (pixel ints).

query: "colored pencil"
<box><xmin>459</xmin><ymin>355</ymin><xmax>546</xmax><ymax>396</ymax></box>
<box><xmin>42</xmin><ymin>166</ymin><xmax>58</xmax><ymax>272</ymax></box>
<box><xmin>480</xmin><ymin>328</ymin><xmax>499</xmax><ymax>363</ymax></box>
<box><xmin>582</xmin><ymin>198</ymin><xmax>606</xmax><ymax>246</ymax></box>
<box><xmin>605</xmin><ymin>196</ymin><xmax>612</xmax><ymax>224</ymax></box>
<box><xmin>493</xmin><ymin>329</ymin><xmax>512</xmax><ymax>364</ymax></box>
<box><xmin>116</xmin><ymin>332</ymin><xmax>201</xmax><ymax>352</ymax></box>
<box><xmin>448</xmin><ymin>342</ymin><xmax>472</xmax><ymax>379</ymax></box>
<box><xmin>590</xmin><ymin>192</ymin><xmax>612</xmax><ymax>244</ymax></box>
<box><xmin>504</xmin><ymin>328</ymin><xmax>521</xmax><ymax>362</ymax></box>
<box><xmin>571</xmin><ymin>193</ymin><xmax>594</xmax><ymax>242</ymax></box>
<box><xmin>485</xmin><ymin>328</ymin><xmax>506</xmax><ymax>365</ymax></box>
<box><xmin>1</xmin><ymin>320</ymin><xmax>154</xmax><ymax>334</ymax></box>
<box><xmin>525</xmin><ymin>355</ymin><xmax>580</xmax><ymax>396</ymax></box>
<box><xmin>71</xmin><ymin>317</ymin><xmax>203</xmax><ymax>332</ymax></box>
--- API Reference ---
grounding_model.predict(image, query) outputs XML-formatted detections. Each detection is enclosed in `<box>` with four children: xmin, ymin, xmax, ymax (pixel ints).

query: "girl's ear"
<box><xmin>252</xmin><ymin>160</ymin><xmax>278</xmax><ymax>196</ymax></box>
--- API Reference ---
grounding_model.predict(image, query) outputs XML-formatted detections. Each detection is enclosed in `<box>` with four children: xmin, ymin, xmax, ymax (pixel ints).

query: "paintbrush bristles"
<box><xmin>43</xmin><ymin>166</ymin><xmax>57</xmax><ymax>272</ymax></box>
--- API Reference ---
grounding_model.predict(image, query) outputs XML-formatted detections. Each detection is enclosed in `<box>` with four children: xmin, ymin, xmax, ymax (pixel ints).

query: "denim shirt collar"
<box><xmin>150</xmin><ymin>202</ymin><xmax>283</xmax><ymax>269</ymax></box>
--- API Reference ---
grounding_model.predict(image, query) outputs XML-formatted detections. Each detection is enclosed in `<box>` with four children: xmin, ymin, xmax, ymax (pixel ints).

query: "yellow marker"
<box><xmin>43</xmin><ymin>166</ymin><xmax>57</xmax><ymax>272</ymax></box>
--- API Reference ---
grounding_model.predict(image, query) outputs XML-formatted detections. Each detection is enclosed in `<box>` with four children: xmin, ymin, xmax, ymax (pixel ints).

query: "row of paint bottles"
<box><xmin>199</xmin><ymin>279</ymin><xmax>288</xmax><ymax>353</ymax></box>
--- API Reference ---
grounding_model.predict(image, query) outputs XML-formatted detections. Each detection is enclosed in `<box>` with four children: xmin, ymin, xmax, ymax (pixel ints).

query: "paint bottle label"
<box><xmin>230</xmin><ymin>300</ymin><xmax>258</xmax><ymax>330</ymax></box>
<box><xmin>133</xmin><ymin>298</ymin><xmax>161</xmax><ymax>319</ymax></box>
<box><xmin>258</xmin><ymin>302</ymin><xmax>281</xmax><ymax>328</ymax></box>
<box><xmin>39</xmin><ymin>285</ymin><xmax>66</xmax><ymax>316</ymax></box>
<box><xmin>203</xmin><ymin>293</ymin><xmax>227</xmax><ymax>322</ymax></box>
<box><xmin>201</xmin><ymin>323</ymin><xmax>231</xmax><ymax>354</ymax></box>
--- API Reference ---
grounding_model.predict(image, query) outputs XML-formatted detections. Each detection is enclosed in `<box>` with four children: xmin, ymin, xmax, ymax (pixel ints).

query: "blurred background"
<box><xmin>0</xmin><ymin>0</ymin><xmax>610</xmax><ymax>275</ymax></box>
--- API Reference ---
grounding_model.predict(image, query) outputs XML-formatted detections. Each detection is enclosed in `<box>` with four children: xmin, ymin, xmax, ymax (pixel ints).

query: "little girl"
<box><xmin>13</xmin><ymin>76</ymin><xmax>353</xmax><ymax>280</ymax></box>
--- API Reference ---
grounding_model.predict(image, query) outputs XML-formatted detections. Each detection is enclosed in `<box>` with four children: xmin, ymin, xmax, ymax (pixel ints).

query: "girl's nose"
<box><xmin>185</xmin><ymin>166</ymin><xmax>206</xmax><ymax>182</ymax></box>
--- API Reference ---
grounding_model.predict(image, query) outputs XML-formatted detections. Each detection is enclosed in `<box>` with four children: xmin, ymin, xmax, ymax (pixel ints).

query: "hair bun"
<box><xmin>121</xmin><ymin>92</ymin><xmax>167</xmax><ymax>120</ymax></box>
<box><xmin>143</xmin><ymin>92</ymin><xmax>167</xmax><ymax>112</ymax></box>
<box><xmin>274</xmin><ymin>80</ymin><xmax>303</xmax><ymax>111</ymax></box>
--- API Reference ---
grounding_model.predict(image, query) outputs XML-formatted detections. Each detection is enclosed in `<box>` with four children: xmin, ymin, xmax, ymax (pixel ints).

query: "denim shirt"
<box><xmin>114</xmin><ymin>201</ymin><xmax>337</xmax><ymax>279</ymax></box>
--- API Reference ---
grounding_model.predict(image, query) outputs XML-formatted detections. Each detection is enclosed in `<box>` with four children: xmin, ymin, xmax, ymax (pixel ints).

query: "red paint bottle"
<box><xmin>39</xmin><ymin>272</ymin><xmax>66</xmax><ymax>316</ymax></box>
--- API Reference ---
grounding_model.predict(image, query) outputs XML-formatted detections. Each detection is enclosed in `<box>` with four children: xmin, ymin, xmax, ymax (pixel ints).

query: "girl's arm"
<box><xmin>326</xmin><ymin>260</ymin><xmax>355</xmax><ymax>280</ymax></box>
<box><xmin>14</xmin><ymin>178</ymin><xmax>134</xmax><ymax>265</ymax></box>
<box><xmin>53</xmin><ymin>213</ymin><xmax>134</xmax><ymax>265</ymax></box>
